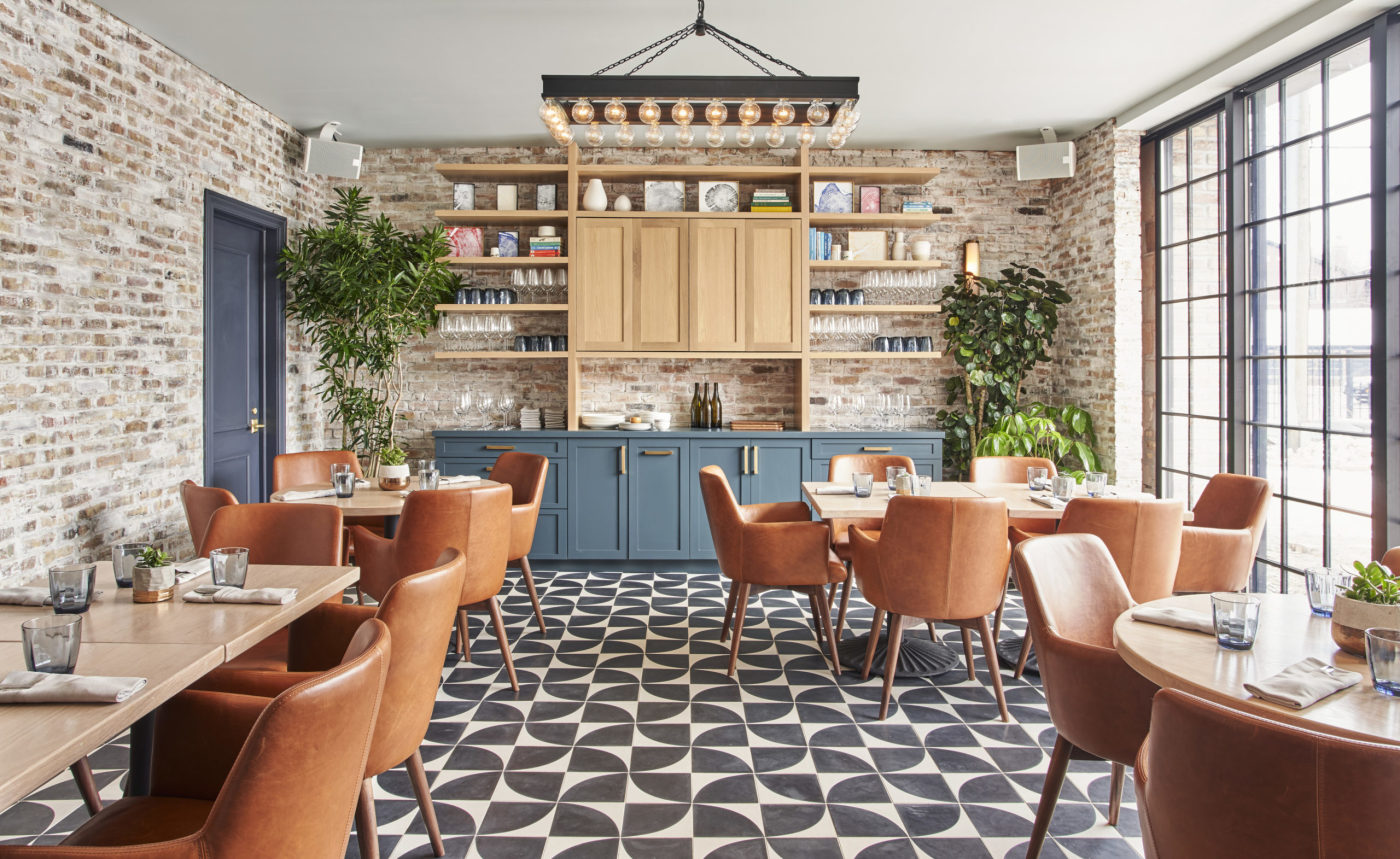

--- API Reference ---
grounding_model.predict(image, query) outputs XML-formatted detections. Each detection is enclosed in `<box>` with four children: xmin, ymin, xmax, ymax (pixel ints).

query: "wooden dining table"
<box><xmin>271</xmin><ymin>478</ymin><xmax>500</xmax><ymax>537</ymax></box>
<box><xmin>1115</xmin><ymin>593</ymin><xmax>1400</xmax><ymax>746</ymax></box>
<box><xmin>0</xmin><ymin>561</ymin><xmax>360</xmax><ymax>808</ymax></box>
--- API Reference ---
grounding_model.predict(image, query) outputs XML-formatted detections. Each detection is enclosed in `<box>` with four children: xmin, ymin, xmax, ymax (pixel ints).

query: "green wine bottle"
<box><xmin>699</xmin><ymin>382</ymin><xmax>712</xmax><ymax>429</ymax></box>
<box><xmin>690</xmin><ymin>382</ymin><xmax>703</xmax><ymax>428</ymax></box>
<box><xmin>710</xmin><ymin>383</ymin><xmax>723</xmax><ymax>429</ymax></box>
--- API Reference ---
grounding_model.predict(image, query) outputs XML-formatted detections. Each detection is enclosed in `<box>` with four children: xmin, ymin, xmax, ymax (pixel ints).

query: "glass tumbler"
<box><xmin>1051</xmin><ymin>475</ymin><xmax>1077</xmax><ymax>503</ymax></box>
<box><xmin>852</xmin><ymin>473</ymin><xmax>874</xmax><ymax>498</ymax></box>
<box><xmin>1027</xmin><ymin>467</ymin><xmax>1050</xmax><ymax>490</ymax></box>
<box><xmin>210</xmin><ymin>547</ymin><xmax>249</xmax><ymax>588</ymax></box>
<box><xmin>1084</xmin><ymin>471</ymin><xmax>1109</xmax><ymax>497</ymax></box>
<box><xmin>1211</xmin><ymin>593</ymin><xmax>1261</xmax><ymax>650</ymax></box>
<box><xmin>886</xmin><ymin>466</ymin><xmax>908</xmax><ymax>490</ymax></box>
<box><xmin>48</xmin><ymin>564</ymin><xmax>97</xmax><ymax>614</ymax></box>
<box><xmin>112</xmin><ymin>543</ymin><xmax>147</xmax><ymax>588</ymax></box>
<box><xmin>1365</xmin><ymin>628</ymin><xmax>1400</xmax><ymax>697</ymax></box>
<box><xmin>1304</xmin><ymin>567</ymin><xmax>1352</xmax><ymax>618</ymax></box>
<box><xmin>331</xmin><ymin>464</ymin><xmax>356</xmax><ymax>498</ymax></box>
<box><xmin>23</xmin><ymin>615</ymin><xmax>82</xmax><ymax>673</ymax></box>
<box><xmin>420</xmin><ymin>467</ymin><xmax>440</xmax><ymax>491</ymax></box>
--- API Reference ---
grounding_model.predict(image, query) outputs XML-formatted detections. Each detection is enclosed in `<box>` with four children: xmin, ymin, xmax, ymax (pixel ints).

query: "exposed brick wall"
<box><xmin>0</xmin><ymin>0</ymin><xmax>330</xmax><ymax>582</ymax></box>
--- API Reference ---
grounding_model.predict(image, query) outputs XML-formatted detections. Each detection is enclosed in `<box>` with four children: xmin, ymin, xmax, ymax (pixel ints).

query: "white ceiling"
<box><xmin>95</xmin><ymin>0</ymin><xmax>1391</xmax><ymax>150</ymax></box>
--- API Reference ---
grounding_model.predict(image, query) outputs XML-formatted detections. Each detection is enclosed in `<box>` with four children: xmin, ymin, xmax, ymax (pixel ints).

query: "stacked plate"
<box><xmin>581</xmin><ymin>413</ymin><xmax>624</xmax><ymax>429</ymax></box>
<box><xmin>543</xmin><ymin>408</ymin><xmax>566</xmax><ymax>429</ymax></box>
<box><xmin>519</xmin><ymin>408</ymin><xmax>542</xmax><ymax>430</ymax></box>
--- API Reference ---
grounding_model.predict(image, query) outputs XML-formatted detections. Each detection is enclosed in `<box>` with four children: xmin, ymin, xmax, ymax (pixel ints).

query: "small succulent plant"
<box><xmin>1342</xmin><ymin>561</ymin><xmax>1400</xmax><ymax>606</ymax></box>
<box><xmin>380</xmin><ymin>445</ymin><xmax>407</xmax><ymax>467</ymax></box>
<box><xmin>137</xmin><ymin>546</ymin><xmax>172</xmax><ymax>568</ymax></box>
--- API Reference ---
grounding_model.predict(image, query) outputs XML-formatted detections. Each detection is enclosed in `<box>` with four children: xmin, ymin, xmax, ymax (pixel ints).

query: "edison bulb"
<box><xmin>645</xmin><ymin>123</ymin><xmax>666</xmax><ymax>147</ymax></box>
<box><xmin>638</xmin><ymin>97</ymin><xmax>662</xmax><ymax>125</ymax></box>
<box><xmin>735</xmin><ymin>124</ymin><xmax>756</xmax><ymax>147</ymax></box>
<box><xmin>585</xmin><ymin>122</ymin><xmax>605</xmax><ymax>147</ymax></box>
<box><xmin>826</xmin><ymin>128</ymin><xmax>847</xmax><ymax>149</ymax></box>
<box><xmin>675</xmin><ymin>124</ymin><xmax>695</xmax><ymax>147</ymax></box>
<box><xmin>603</xmin><ymin>97</ymin><xmax>627</xmax><ymax>125</ymax></box>
<box><xmin>539</xmin><ymin>99</ymin><xmax>562</xmax><ymax>122</ymax></box>
<box><xmin>552</xmin><ymin>126</ymin><xmax>574</xmax><ymax>146</ymax></box>
<box><xmin>704</xmin><ymin>98</ymin><xmax>728</xmax><ymax>125</ymax></box>
<box><xmin>765</xmin><ymin>123</ymin><xmax>786</xmax><ymax>147</ymax></box>
<box><xmin>615</xmin><ymin>121</ymin><xmax>635</xmax><ymax>147</ymax></box>
<box><xmin>737</xmin><ymin>98</ymin><xmax>762</xmax><ymax>126</ymax></box>
<box><xmin>706</xmin><ymin>123</ymin><xmax>725</xmax><ymax>148</ymax></box>
<box><xmin>797</xmin><ymin>123</ymin><xmax>815</xmax><ymax>147</ymax></box>
<box><xmin>671</xmin><ymin>97</ymin><xmax>694</xmax><ymax>125</ymax></box>
<box><xmin>772</xmin><ymin>98</ymin><xmax>796</xmax><ymax>125</ymax></box>
<box><xmin>571</xmin><ymin>100</ymin><xmax>595</xmax><ymax>124</ymax></box>
<box><xmin>806</xmin><ymin>100</ymin><xmax>830</xmax><ymax>126</ymax></box>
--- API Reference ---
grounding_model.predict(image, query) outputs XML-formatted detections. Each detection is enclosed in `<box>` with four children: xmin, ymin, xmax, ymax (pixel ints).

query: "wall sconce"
<box><xmin>963</xmin><ymin>240</ymin><xmax>980</xmax><ymax>277</ymax></box>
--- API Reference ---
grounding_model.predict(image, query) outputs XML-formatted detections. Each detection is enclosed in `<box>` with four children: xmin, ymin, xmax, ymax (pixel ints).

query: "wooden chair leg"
<box><xmin>486</xmin><ymin>597</ymin><xmax>519</xmax><ymax>692</ymax></box>
<box><xmin>518</xmin><ymin>555</ymin><xmax>547</xmax><ymax>634</ymax></box>
<box><xmin>1014</xmin><ymin>628</ymin><xmax>1034</xmax><ymax>679</ymax></box>
<box><xmin>812</xmin><ymin>587</ymin><xmax>841</xmax><ymax>676</ymax></box>
<box><xmin>69</xmin><ymin>758</ymin><xmax>101</xmax><ymax>815</ymax></box>
<box><xmin>1107</xmin><ymin>761</ymin><xmax>1126</xmax><ymax>826</ymax></box>
<box><xmin>827</xmin><ymin>581</ymin><xmax>838</xmax><ymax>607</ymax></box>
<box><xmin>407</xmin><ymin>749</ymin><xmax>445</xmax><ymax>857</ymax></box>
<box><xmin>879</xmin><ymin>613</ymin><xmax>905</xmax><ymax>720</ymax></box>
<box><xmin>720</xmin><ymin>579</ymin><xmax>739</xmax><ymax>643</ymax></box>
<box><xmin>834</xmin><ymin>578</ymin><xmax>853</xmax><ymax>640</ymax></box>
<box><xmin>356</xmin><ymin>778</ymin><xmax>380</xmax><ymax>859</ymax></box>
<box><xmin>455</xmin><ymin>609</ymin><xmax>471</xmax><ymax>659</ymax></box>
<box><xmin>727</xmin><ymin>582</ymin><xmax>751</xmax><ymax>676</ymax></box>
<box><xmin>991</xmin><ymin>566</ymin><xmax>1011</xmax><ymax>641</ymax></box>
<box><xmin>959</xmin><ymin>627</ymin><xmax>976</xmax><ymax>681</ymax></box>
<box><xmin>977</xmin><ymin>615</ymin><xmax>1010</xmax><ymax>722</ymax></box>
<box><xmin>807</xmin><ymin>590</ymin><xmax>827</xmax><ymax>650</ymax></box>
<box><xmin>1027</xmin><ymin>735</ymin><xmax>1074</xmax><ymax>859</ymax></box>
<box><xmin>862</xmin><ymin>607</ymin><xmax>885</xmax><ymax>681</ymax></box>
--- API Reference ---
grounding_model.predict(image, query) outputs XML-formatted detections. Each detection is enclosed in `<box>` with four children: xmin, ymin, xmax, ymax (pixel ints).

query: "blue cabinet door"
<box><xmin>627</xmin><ymin>440</ymin><xmax>690</xmax><ymax>559</ymax></box>
<box><xmin>688</xmin><ymin>438</ymin><xmax>748</xmax><ymax>560</ymax></box>
<box><xmin>529</xmin><ymin>510</ymin><xmax>566</xmax><ymax>560</ymax></box>
<box><xmin>745</xmin><ymin>437</ymin><xmax>810</xmax><ymax>505</ymax></box>
<box><xmin>567</xmin><ymin>440</ymin><xmax>628</xmax><ymax>559</ymax></box>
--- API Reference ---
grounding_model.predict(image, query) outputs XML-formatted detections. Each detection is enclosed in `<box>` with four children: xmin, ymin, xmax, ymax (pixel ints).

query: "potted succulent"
<box><xmin>132</xmin><ymin>546</ymin><xmax>176</xmax><ymax>604</ymax></box>
<box><xmin>1331</xmin><ymin>560</ymin><xmax>1400</xmax><ymax>655</ymax></box>
<box><xmin>377</xmin><ymin>445</ymin><xmax>411</xmax><ymax>491</ymax></box>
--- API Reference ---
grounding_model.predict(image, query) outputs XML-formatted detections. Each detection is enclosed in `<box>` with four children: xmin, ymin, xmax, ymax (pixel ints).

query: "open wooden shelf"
<box><xmin>808</xmin><ymin>351</ymin><xmax>944</xmax><ymax>359</ymax></box>
<box><xmin>575</xmin><ymin>164</ymin><xmax>802</xmax><ymax>182</ymax></box>
<box><xmin>439</xmin><ymin>256</ymin><xmax>568</xmax><ymax>266</ymax></box>
<box><xmin>808</xmin><ymin>165</ymin><xmax>942</xmax><ymax>184</ymax></box>
<box><xmin>575</xmin><ymin>210</ymin><xmax>800</xmax><ymax>219</ymax></box>
<box><xmin>435</xmin><ymin>304</ymin><xmax>568</xmax><ymax>313</ymax></box>
<box><xmin>808</xmin><ymin>304</ymin><xmax>941</xmax><ymax>314</ymax></box>
<box><xmin>434</xmin><ymin>351</ymin><xmax>571</xmax><ymax>359</ymax></box>
<box><xmin>436</xmin><ymin>210</ymin><xmax>569</xmax><ymax>226</ymax></box>
<box><xmin>808</xmin><ymin>259</ymin><xmax>946</xmax><ymax>270</ymax></box>
<box><xmin>436</xmin><ymin>164</ymin><xmax>569</xmax><ymax>183</ymax></box>
<box><xmin>808</xmin><ymin>213</ymin><xmax>943</xmax><ymax>228</ymax></box>
<box><xmin>574</xmin><ymin>351</ymin><xmax>805</xmax><ymax>360</ymax></box>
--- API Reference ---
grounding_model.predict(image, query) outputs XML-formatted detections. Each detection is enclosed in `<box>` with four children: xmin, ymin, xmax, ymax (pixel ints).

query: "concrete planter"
<box><xmin>1331</xmin><ymin>596</ymin><xmax>1400</xmax><ymax>655</ymax></box>
<box><xmin>132</xmin><ymin>564</ymin><xmax>175</xmax><ymax>603</ymax></box>
<box><xmin>377</xmin><ymin>463</ymin><xmax>411</xmax><ymax>491</ymax></box>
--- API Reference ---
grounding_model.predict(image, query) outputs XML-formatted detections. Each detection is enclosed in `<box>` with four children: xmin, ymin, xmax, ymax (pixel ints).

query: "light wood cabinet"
<box><xmin>633</xmin><ymin>219</ymin><xmax>688</xmax><ymax>350</ymax></box>
<box><xmin>575</xmin><ymin>218</ymin><xmax>632</xmax><ymax>350</ymax></box>
<box><xmin>576</xmin><ymin>217</ymin><xmax>689</xmax><ymax>351</ymax></box>
<box><xmin>688</xmin><ymin>219</ymin><xmax>744</xmax><ymax>351</ymax></box>
<box><xmin>744</xmin><ymin>219</ymin><xmax>803</xmax><ymax>351</ymax></box>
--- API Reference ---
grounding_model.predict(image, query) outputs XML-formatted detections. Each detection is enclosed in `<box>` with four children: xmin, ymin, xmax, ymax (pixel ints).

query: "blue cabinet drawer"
<box><xmin>810</xmin><ymin>438</ymin><xmax>942</xmax><ymax>462</ymax></box>
<box><xmin>441</xmin><ymin>458</ymin><xmax>565</xmax><ymax>508</ymax></box>
<box><xmin>436</xmin><ymin>436</ymin><xmax>564</xmax><ymax>458</ymax></box>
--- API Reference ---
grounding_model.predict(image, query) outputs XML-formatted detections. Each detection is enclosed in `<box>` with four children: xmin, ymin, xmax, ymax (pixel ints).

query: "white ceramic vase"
<box><xmin>614</xmin><ymin>194</ymin><xmax>632</xmax><ymax>211</ymax></box>
<box><xmin>583</xmin><ymin>178</ymin><xmax>608</xmax><ymax>212</ymax></box>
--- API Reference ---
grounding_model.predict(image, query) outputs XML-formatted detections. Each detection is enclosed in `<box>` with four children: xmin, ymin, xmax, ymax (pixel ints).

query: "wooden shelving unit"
<box><xmin>439</xmin><ymin>256</ymin><xmax>568</xmax><ymax>267</ymax></box>
<box><xmin>808</xmin><ymin>259</ymin><xmax>945</xmax><ymax>271</ymax></box>
<box><xmin>808</xmin><ymin>212</ymin><xmax>943</xmax><ymax>228</ymax></box>
<box><xmin>432</xmin><ymin>351</ymin><xmax>571</xmax><ymax>359</ymax></box>
<box><xmin>808</xmin><ymin>304</ymin><xmax>942</xmax><ymax>314</ymax></box>
<box><xmin>574</xmin><ymin>164</ymin><xmax>801</xmax><ymax>182</ymax></box>
<box><xmin>435</xmin><ymin>304</ymin><xmax>568</xmax><ymax>313</ymax></box>
<box><xmin>435</xmin><ymin>210</ymin><xmax>568</xmax><ymax>226</ymax></box>
<box><xmin>809</xmin><ymin>351</ymin><xmax>945</xmax><ymax>359</ymax></box>
<box><xmin>435</xmin><ymin>163</ymin><xmax>569</xmax><ymax>183</ymax></box>
<box><xmin>808</xmin><ymin>166</ymin><xmax>942</xmax><ymax>184</ymax></box>
<box><xmin>575</xmin><ymin>351</ymin><xmax>804</xmax><ymax>360</ymax></box>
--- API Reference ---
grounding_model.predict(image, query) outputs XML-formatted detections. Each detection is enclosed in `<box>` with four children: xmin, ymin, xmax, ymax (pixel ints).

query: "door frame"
<box><xmin>202</xmin><ymin>190</ymin><xmax>287</xmax><ymax>499</ymax></box>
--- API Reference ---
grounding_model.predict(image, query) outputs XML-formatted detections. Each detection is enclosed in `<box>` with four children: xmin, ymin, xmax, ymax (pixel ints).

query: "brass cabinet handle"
<box><xmin>485</xmin><ymin>445</ymin><xmax>514</xmax><ymax>450</ymax></box>
<box><xmin>753</xmin><ymin>445</ymin><xmax>759</xmax><ymax>474</ymax></box>
<box><xmin>642</xmin><ymin>450</ymin><xmax>673</xmax><ymax>455</ymax></box>
<box><xmin>742</xmin><ymin>445</ymin><xmax>749</xmax><ymax>475</ymax></box>
<box><xmin>862</xmin><ymin>446</ymin><xmax>892</xmax><ymax>452</ymax></box>
<box><xmin>619</xmin><ymin>445</ymin><xmax>626</xmax><ymax>475</ymax></box>
<box><xmin>248</xmin><ymin>418</ymin><xmax>266</xmax><ymax>434</ymax></box>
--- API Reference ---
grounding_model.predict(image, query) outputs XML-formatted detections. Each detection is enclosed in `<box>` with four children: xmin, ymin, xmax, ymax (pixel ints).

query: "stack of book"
<box><xmin>901</xmin><ymin>201</ymin><xmax>934</xmax><ymax>214</ymax></box>
<box><xmin>750</xmin><ymin>189</ymin><xmax>792</xmax><ymax>212</ymax></box>
<box><xmin>528</xmin><ymin>236</ymin><xmax>562</xmax><ymax>257</ymax></box>
<box><xmin>809</xmin><ymin>228</ymin><xmax>836</xmax><ymax>260</ymax></box>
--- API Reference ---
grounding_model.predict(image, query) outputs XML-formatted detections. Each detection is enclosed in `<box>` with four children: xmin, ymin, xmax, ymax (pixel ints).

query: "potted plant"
<box><xmin>974</xmin><ymin>402</ymin><xmax>1101</xmax><ymax>479</ymax></box>
<box><xmin>1331</xmin><ymin>560</ymin><xmax>1400</xmax><ymax>655</ymax></box>
<box><xmin>132</xmin><ymin>546</ymin><xmax>176</xmax><ymax>604</ymax></box>
<box><xmin>376</xmin><ymin>444</ymin><xmax>411</xmax><ymax>491</ymax></box>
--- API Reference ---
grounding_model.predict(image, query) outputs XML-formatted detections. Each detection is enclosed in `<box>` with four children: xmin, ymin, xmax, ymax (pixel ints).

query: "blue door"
<box><xmin>628</xmin><ymin>440</ymin><xmax>690</xmax><ymax>559</ymax></box>
<box><xmin>567</xmin><ymin>440</ymin><xmax>628</xmax><ymax>558</ymax></box>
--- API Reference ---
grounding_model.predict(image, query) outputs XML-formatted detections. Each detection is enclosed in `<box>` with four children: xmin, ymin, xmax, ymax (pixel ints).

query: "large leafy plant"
<box><xmin>935</xmin><ymin>264</ymin><xmax>1072</xmax><ymax>476</ymax></box>
<box><xmin>1343</xmin><ymin>561</ymin><xmax>1400</xmax><ymax>605</ymax></box>
<box><xmin>281</xmin><ymin>188</ymin><xmax>458</xmax><ymax>462</ymax></box>
<box><xmin>974</xmin><ymin>403</ymin><xmax>1100</xmax><ymax>479</ymax></box>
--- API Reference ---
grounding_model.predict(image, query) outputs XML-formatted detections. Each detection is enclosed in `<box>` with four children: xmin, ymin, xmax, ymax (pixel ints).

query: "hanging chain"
<box><xmin>591</xmin><ymin>23</ymin><xmax>695</xmax><ymax>76</ymax></box>
<box><xmin>705</xmin><ymin>23</ymin><xmax>807</xmax><ymax>76</ymax></box>
<box><xmin>589</xmin><ymin>0</ymin><xmax>806</xmax><ymax>79</ymax></box>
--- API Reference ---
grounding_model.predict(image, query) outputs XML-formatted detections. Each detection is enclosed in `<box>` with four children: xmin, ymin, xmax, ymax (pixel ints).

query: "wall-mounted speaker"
<box><xmin>1016</xmin><ymin>141</ymin><xmax>1076</xmax><ymax>181</ymax></box>
<box><xmin>303</xmin><ymin>122</ymin><xmax>362</xmax><ymax>179</ymax></box>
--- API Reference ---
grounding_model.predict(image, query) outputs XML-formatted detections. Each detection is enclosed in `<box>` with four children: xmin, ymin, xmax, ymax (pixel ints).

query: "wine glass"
<box><xmin>873</xmin><ymin>394</ymin><xmax>889</xmax><ymax>430</ymax></box>
<box><xmin>828</xmin><ymin>394</ymin><xmax>845</xmax><ymax>430</ymax></box>
<box><xmin>500</xmin><ymin>314</ymin><xmax>515</xmax><ymax>349</ymax></box>
<box><xmin>476</xmin><ymin>392</ymin><xmax>496</xmax><ymax>430</ymax></box>
<box><xmin>894</xmin><ymin>393</ymin><xmax>911</xmax><ymax>430</ymax></box>
<box><xmin>497</xmin><ymin>392</ymin><xmax>516</xmax><ymax>429</ymax></box>
<box><xmin>454</xmin><ymin>391</ymin><xmax>475</xmax><ymax>428</ymax></box>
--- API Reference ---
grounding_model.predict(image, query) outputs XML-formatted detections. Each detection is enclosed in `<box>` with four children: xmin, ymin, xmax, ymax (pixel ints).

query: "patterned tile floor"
<box><xmin>0</xmin><ymin>570</ymin><xmax>1142</xmax><ymax>858</ymax></box>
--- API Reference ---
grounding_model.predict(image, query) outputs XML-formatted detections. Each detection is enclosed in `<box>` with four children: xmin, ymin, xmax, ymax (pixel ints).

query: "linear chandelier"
<box><xmin>538</xmin><ymin>0</ymin><xmax>860</xmax><ymax>149</ymax></box>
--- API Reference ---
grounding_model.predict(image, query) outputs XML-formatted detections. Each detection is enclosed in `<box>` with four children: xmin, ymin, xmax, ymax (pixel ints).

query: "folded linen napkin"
<box><xmin>816</xmin><ymin>486</ymin><xmax>855</xmax><ymax>495</ymax></box>
<box><xmin>183</xmin><ymin>587</ymin><xmax>297</xmax><ymax>605</ymax></box>
<box><xmin>437</xmin><ymin>474</ymin><xmax>481</xmax><ymax>486</ymax></box>
<box><xmin>174</xmin><ymin>558</ymin><xmax>210</xmax><ymax>583</ymax></box>
<box><xmin>0</xmin><ymin>587</ymin><xmax>50</xmax><ymax>606</ymax></box>
<box><xmin>0</xmin><ymin>671</ymin><xmax>147</xmax><ymax>704</ymax></box>
<box><xmin>1244</xmin><ymin>657</ymin><xmax>1362</xmax><ymax>709</ymax></box>
<box><xmin>354</xmin><ymin>478</ymin><xmax>370</xmax><ymax>487</ymax></box>
<box><xmin>1030</xmin><ymin>495</ymin><xmax>1068</xmax><ymax>509</ymax></box>
<box><xmin>278</xmin><ymin>488</ymin><xmax>337</xmax><ymax>501</ymax></box>
<box><xmin>1130</xmin><ymin>605</ymin><xmax>1216</xmax><ymax>635</ymax></box>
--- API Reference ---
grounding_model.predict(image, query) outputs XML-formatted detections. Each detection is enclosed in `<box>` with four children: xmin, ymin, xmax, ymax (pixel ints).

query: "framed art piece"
<box><xmin>847</xmin><ymin>230</ymin><xmax>888</xmax><ymax>261</ymax></box>
<box><xmin>536</xmin><ymin>184</ymin><xmax>556</xmax><ymax>211</ymax></box>
<box><xmin>497</xmin><ymin>230</ymin><xmax>519</xmax><ymax>258</ymax></box>
<box><xmin>860</xmin><ymin>185</ymin><xmax>880</xmax><ymax>214</ymax></box>
<box><xmin>813</xmin><ymin>181</ymin><xmax>853</xmax><ymax>213</ymax></box>
<box><xmin>644</xmin><ymin>180</ymin><xmax>685</xmax><ymax>212</ymax></box>
<box><xmin>497</xmin><ymin>184</ymin><xmax>518</xmax><ymax>211</ymax></box>
<box><xmin>452</xmin><ymin>183</ymin><xmax>475</xmax><ymax>210</ymax></box>
<box><xmin>447</xmin><ymin>226</ymin><xmax>484</xmax><ymax>258</ymax></box>
<box><xmin>698</xmin><ymin>181</ymin><xmax>739</xmax><ymax>213</ymax></box>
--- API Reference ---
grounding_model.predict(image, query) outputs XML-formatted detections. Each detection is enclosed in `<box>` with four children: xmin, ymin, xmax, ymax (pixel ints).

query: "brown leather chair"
<box><xmin>1136</xmin><ymin>688</ymin><xmax>1400</xmax><ymax>859</ymax></box>
<box><xmin>197</xmin><ymin>502</ymin><xmax>345</xmax><ymax>565</ymax></box>
<box><xmin>849</xmin><ymin>495</ymin><xmax>1011</xmax><ymax>721</ymax></box>
<box><xmin>1172</xmin><ymin>472</ymin><xmax>1270</xmax><ymax>593</ymax></box>
<box><xmin>1385</xmin><ymin>545</ymin><xmax>1400</xmax><ymax>574</ymax></box>
<box><xmin>971</xmin><ymin>455</ymin><xmax>1058</xmax><ymax>647</ymax></box>
<box><xmin>350</xmin><ymin>485</ymin><xmax>516</xmax><ymax>689</ymax></box>
<box><xmin>1013</xmin><ymin>533</ymin><xmax>1158</xmax><ymax>858</ymax></box>
<box><xmin>490</xmin><ymin>452</ymin><xmax>550</xmax><ymax>634</ymax></box>
<box><xmin>0</xmin><ymin>620</ymin><xmax>392</xmax><ymax>859</ymax></box>
<box><xmin>698</xmin><ymin>466</ymin><xmax>846</xmax><ymax>677</ymax></box>
<box><xmin>193</xmin><ymin>550</ymin><xmax>467</xmax><ymax>859</ymax></box>
<box><xmin>824</xmin><ymin>454</ymin><xmax>916</xmax><ymax>636</ymax></box>
<box><xmin>272</xmin><ymin>450</ymin><xmax>363</xmax><ymax>490</ymax></box>
<box><xmin>178</xmin><ymin>480</ymin><xmax>237</xmax><ymax>554</ymax></box>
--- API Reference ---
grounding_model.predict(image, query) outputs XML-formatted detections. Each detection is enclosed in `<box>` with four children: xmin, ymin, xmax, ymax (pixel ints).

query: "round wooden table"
<box><xmin>271</xmin><ymin>479</ymin><xmax>497</xmax><ymax>537</ymax></box>
<box><xmin>1114</xmin><ymin>593</ymin><xmax>1400</xmax><ymax>745</ymax></box>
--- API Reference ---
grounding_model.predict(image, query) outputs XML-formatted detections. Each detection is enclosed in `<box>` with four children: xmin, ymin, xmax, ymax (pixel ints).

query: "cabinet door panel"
<box><xmin>745</xmin><ymin>438</ymin><xmax>810</xmax><ymax>506</ymax></box>
<box><xmin>567</xmin><ymin>440</ymin><xmax>627</xmax><ymax>558</ymax></box>
<box><xmin>527</xmin><ymin>511</ymin><xmax>566</xmax><ymax>560</ymax></box>
<box><xmin>576</xmin><ymin>218</ymin><xmax>632</xmax><ymax>350</ymax></box>
<box><xmin>688</xmin><ymin>219</ymin><xmax>744</xmax><ymax>351</ymax></box>
<box><xmin>628</xmin><ymin>441</ymin><xmax>690</xmax><ymax>559</ymax></box>
<box><xmin>634</xmin><ymin>219</ymin><xmax>688</xmax><ymax>350</ymax></box>
<box><xmin>688</xmin><ymin>439</ymin><xmax>748</xmax><ymax>560</ymax></box>
<box><xmin>745</xmin><ymin>219</ymin><xmax>803</xmax><ymax>351</ymax></box>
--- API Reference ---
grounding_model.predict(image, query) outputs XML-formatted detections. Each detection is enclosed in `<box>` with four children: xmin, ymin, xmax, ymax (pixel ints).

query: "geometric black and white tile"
<box><xmin>0</xmin><ymin>570</ymin><xmax>1142</xmax><ymax>858</ymax></box>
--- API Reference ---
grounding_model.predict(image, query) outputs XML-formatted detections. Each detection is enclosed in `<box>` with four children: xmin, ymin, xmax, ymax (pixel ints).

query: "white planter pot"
<box><xmin>133</xmin><ymin>565</ymin><xmax>175</xmax><ymax>603</ymax></box>
<box><xmin>377</xmin><ymin>463</ymin><xmax>411</xmax><ymax>490</ymax></box>
<box><xmin>1331</xmin><ymin>595</ymin><xmax>1400</xmax><ymax>655</ymax></box>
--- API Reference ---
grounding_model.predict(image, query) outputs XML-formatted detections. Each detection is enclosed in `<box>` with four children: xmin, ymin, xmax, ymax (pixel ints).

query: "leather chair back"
<box><xmin>491</xmin><ymin>452</ymin><xmax>548</xmax><ymax>561</ymax></box>
<box><xmin>969</xmin><ymin>455</ymin><xmax>1056</xmax><ymax>484</ymax></box>
<box><xmin>1137</xmin><ymin>688</ymin><xmax>1400</xmax><ymax>859</ymax></box>
<box><xmin>1174</xmin><ymin>472</ymin><xmax>1271</xmax><ymax>593</ymax></box>
<box><xmin>1190</xmin><ymin>472</ymin><xmax>1269</xmax><ymax>535</ymax></box>
<box><xmin>180</xmin><ymin>479</ymin><xmax>238</xmax><ymax>553</ymax></box>
<box><xmin>1381</xmin><ymin>545</ymin><xmax>1398</xmax><ymax>574</ymax></box>
<box><xmin>1014</xmin><ymin>533</ymin><xmax>1156</xmax><ymax>764</ymax></box>
<box><xmin>698</xmin><ymin>465</ymin><xmax>747</xmax><ymax>581</ymax></box>
<box><xmin>199</xmin><ymin>503</ymin><xmax>345</xmax><ymax>566</ymax></box>
<box><xmin>195</xmin><ymin>618</ymin><xmax>390</xmax><ymax>859</ymax></box>
<box><xmin>273</xmin><ymin>450</ymin><xmax>363</xmax><ymax>492</ymax></box>
<box><xmin>864</xmin><ymin>496</ymin><xmax>1010</xmax><ymax>619</ymax></box>
<box><xmin>1057</xmin><ymin>497</ymin><xmax>1185</xmax><ymax>602</ymax></box>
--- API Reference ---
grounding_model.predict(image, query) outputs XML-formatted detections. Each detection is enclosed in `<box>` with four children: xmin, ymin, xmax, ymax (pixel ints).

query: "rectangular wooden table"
<box><xmin>0</xmin><ymin>562</ymin><xmax>359</xmax><ymax>807</ymax></box>
<box><xmin>802</xmin><ymin>480</ymin><xmax>1189</xmax><ymax>521</ymax></box>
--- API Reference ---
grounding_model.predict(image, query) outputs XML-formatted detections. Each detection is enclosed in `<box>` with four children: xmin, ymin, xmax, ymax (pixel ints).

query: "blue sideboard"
<box><xmin>435</xmin><ymin>430</ymin><xmax>943</xmax><ymax>570</ymax></box>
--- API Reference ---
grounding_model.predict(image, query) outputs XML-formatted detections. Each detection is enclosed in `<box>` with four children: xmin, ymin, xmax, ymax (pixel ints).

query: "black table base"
<box><xmin>835</xmin><ymin>631</ymin><xmax>962</xmax><ymax>678</ymax></box>
<box><xmin>996</xmin><ymin>634</ymin><xmax>1039</xmax><ymax>675</ymax></box>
